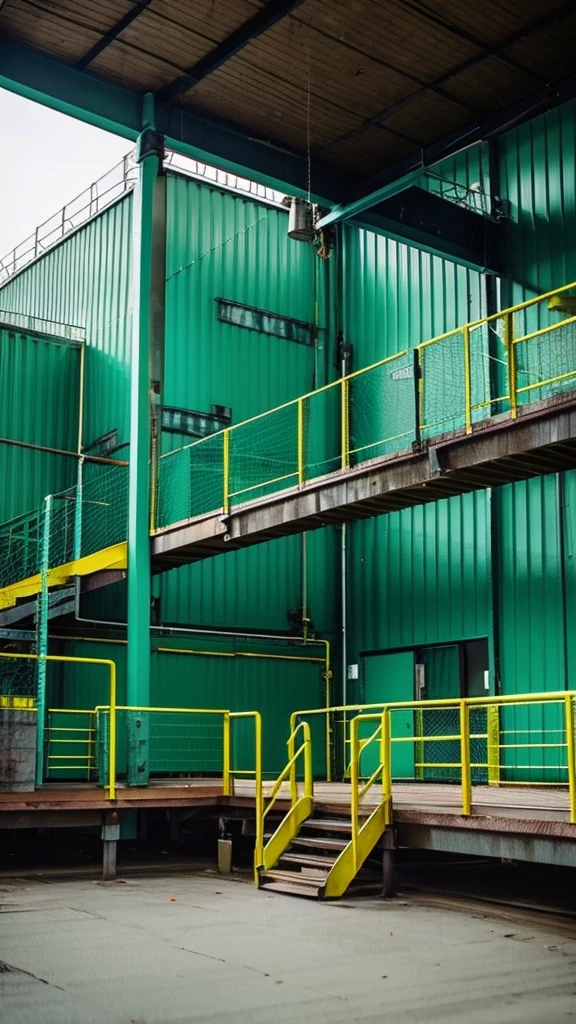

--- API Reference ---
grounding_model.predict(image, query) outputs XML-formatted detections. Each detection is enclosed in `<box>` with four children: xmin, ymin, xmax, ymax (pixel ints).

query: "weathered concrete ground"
<box><xmin>1</xmin><ymin>872</ymin><xmax>575</xmax><ymax>1023</ymax></box>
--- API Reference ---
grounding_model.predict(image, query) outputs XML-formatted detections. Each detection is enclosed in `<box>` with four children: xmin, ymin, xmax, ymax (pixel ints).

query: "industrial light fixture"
<box><xmin>287</xmin><ymin>197</ymin><xmax>316</xmax><ymax>242</ymax></box>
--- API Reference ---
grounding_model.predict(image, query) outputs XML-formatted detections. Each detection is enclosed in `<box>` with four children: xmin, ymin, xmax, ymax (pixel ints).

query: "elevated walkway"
<box><xmin>2</xmin><ymin>283</ymin><xmax>576</xmax><ymax>620</ymax></box>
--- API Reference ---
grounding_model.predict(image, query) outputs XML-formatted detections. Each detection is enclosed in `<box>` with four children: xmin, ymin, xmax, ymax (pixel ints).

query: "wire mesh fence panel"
<box><xmin>498</xmin><ymin>700</ymin><xmax>567</xmax><ymax>784</ymax></box>
<box><xmin>80</xmin><ymin>464</ymin><xmax>129</xmax><ymax>557</ymax></box>
<box><xmin>229</xmin><ymin>404</ymin><xmax>299</xmax><ymax>506</ymax></box>
<box><xmin>417</xmin><ymin>706</ymin><xmax>461</xmax><ymax>783</ymax></box>
<box><xmin>469</xmin><ymin>705</ymin><xmax>489</xmax><ymax>784</ymax></box>
<box><xmin>0</xmin><ymin>510</ymin><xmax>42</xmax><ymax>587</ymax></box>
<box><xmin>350</xmin><ymin>354</ymin><xmax>416</xmax><ymax>464</ymax></box>
<box><xmin>516</xmin><ymin>319</ymin><xmax>576</xmax><ymax>404</ymax></box>
<box><xmin>158</xmin><ymin>432</ymin><xmax>225</xmax><ymax>526</ymax></box>
<box><xmin>114</xmin><ymin>711</ymin><xmax>224</xmax><ymax>777</ymax></box>
<box><xmin>304</xmin><ymin>386</ymin><xmax>341</xmax><ymax>480</ymax></box>
<box><xmin>468</xmin><ymin>323</ymin><xmax>508</xmax><ymax>422</ymax></box>
<box><xmin>419</xmin><ymin>331</ymin><xmax>466</xmax><ymax>437</ymax></box>
<box><xmin>48</xmin><ymin>489</ymin><xmax>77</xmax><ymax>568</ymax></box>
<box><xmin>0</xmin><ymin>655</ymin><xmax>36</xmax><ymax>697</ymax></box>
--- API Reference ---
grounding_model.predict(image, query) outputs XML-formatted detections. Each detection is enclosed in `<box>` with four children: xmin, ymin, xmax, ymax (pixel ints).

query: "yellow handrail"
<box><xmin>262</xmin><ymin>720</ymin><xmax>312</xmax><ymax>830</ymax></box>
<box><xmin>292</xmin><ymin>690</ymin><xmax>576</xmax><ymax>824</ymax></box>
<box><xmin>349</xmin><ymin>711</ymin><xmax>392</xmax><ymax>871</ymax></box>
<box><xmin>0</xmin><ymin>653</ymin><xmax>117</xmax><ymax>798</ymax></box>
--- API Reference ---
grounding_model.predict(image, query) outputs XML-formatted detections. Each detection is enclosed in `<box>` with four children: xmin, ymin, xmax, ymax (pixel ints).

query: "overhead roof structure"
<box><xmin>1</xmin><ymin>0</ymin><xmax>576</xmax><ymax>259</ymax></box>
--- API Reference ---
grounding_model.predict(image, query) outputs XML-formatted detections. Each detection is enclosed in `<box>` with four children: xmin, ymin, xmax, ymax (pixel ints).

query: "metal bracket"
<box><xmin>135</xmin><ymin>129</ymin><xmax>165</xmax><ymax>163</ymax></box>
<box><xmin>428</xmin><ymin>445</ymin><xmax>447</xmax><ymax>476</ymax></box>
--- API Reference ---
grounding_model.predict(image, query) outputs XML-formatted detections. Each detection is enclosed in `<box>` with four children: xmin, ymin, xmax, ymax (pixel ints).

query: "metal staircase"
<box><xmin>256</xmin><ymin>712</ymin><xmax>391</xmax><ymax>900</ymax></box>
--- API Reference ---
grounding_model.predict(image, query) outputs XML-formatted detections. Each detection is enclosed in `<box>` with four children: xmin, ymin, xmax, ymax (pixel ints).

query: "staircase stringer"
<box><xmin>322</xmin><ymin>800</ymin><xmax>388</xmax><ymax>899</ymax></box>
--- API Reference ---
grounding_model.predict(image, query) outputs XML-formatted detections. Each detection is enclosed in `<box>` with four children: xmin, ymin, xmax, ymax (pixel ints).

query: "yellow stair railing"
<box><xmin>323</xmin><ymin>711</ymin><xmax>392</xmax><ymax>899</ymax></box>
<box><xmin>258</xmin><ymin>720</ymin><xmax>313</xmax><ymax>875</ymax></box>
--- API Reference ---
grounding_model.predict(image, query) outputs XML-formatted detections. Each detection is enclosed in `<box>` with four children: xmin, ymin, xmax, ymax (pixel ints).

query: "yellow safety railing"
<box><xmin>157</xmin><ymin>281</ymin><xmax>576</xmax><ymax>528</ymax></box>
<box><xmin>292</xmin><ymin>690</ymin><xmax>576</xmax><ymax>825</ymax></box>
<box><xmin>47</xmin><ymin>709</ymin><xmax>97</xmax><ymax>779</ymax></box>
<box><xmin>259</xmin><ymin>720</ymin><xmax>313</xmax><ymax>872</ymax></box>
<box><xmin>0</xmin><ymin>653</ymin><xmax>117</xmax><ymax>797</ymax></box>
<box><xmin>349</xmin><ymin>711</ymin><xmax>392</xmax><ymax>871</ymax></box>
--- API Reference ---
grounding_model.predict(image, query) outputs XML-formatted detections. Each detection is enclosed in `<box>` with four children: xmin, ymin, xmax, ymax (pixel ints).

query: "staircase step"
<box><xmin>301</xmin><ymin>817</ymin><xmax>354</xmax><ymax>833</ymax></box>
<box><xmin>260</xmin><ymin>881</ymin><xmax>321</xmax><ymax>899</ymax></box>
<box><xmin>260</xmin><ymin>868</ymin><xmax>324</xmax><ymax>889</ymax></box>
<box><xmin>291</xmin><ymin>835</ymin><xmax>348</xmax><ymax>852</ymax></box>
<box><xmin>280</xmin><ymin>851</ymin><xmax>336</xmax><ymax>870</ymax></box>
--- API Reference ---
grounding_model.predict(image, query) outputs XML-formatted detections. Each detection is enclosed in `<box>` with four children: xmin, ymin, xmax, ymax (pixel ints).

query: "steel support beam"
<box><xmin>127</xmin><ymin>96</ymin><xmax>161</xmax><ymax>771</ymax></box>
<box><xmin>77</xmin><ymin>1</ymin><xmax>152</xmax><ymax>70</ymax></box>
<box><xmin>0</xmin><ymin>39</ymin><xmax>344</xmax><ymax>203</ymax></box>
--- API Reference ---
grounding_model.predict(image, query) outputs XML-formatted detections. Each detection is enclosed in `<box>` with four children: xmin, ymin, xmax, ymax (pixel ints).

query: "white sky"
<box><xmin>0</xmin><ymin>89</ymin><xmax>129</xmax><ymax>257</ymax></box>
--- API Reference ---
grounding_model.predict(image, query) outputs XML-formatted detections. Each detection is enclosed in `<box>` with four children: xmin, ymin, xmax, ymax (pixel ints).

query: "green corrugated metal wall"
<box><xmin>0</xmin><ymin>197</ymin><xmax>133</xmax><ymax>447</ymax></box>
<box><xmin>0</xmin><ymin>326</ymin><xmax>80</xmax><ymax>520</ymax></box>
<box><xmin>159</xmin><ymin>174</ymin><xmax>338</xmax><ymax>637</ymax></box>
<box><xmin>54</xmin><ymin>638</ymin><xmax>326</xmax><ymax>777</ymax></box>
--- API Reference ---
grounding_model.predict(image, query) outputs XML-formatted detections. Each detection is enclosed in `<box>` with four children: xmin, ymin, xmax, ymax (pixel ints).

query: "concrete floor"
<box><xmin>1</xmin><ymin>873</ymin><xmax>576</xmax><ymax>1024</ymax></box>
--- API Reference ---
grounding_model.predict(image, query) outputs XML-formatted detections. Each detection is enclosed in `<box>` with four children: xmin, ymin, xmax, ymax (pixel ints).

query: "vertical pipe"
<box><xmin>463</xmin><ymin>325</ymin><xmax>472</xmax><ymax>434</ymax></box>
<box><xmin>460</xmin><ymin>700</ymin><xmax>472</xmax><ymax>816</ymax></box>
<box><xmin>222</xmin><ymin>713</ymin><xmax>231</xmax><ymax>797</ymax></box>
<box><xmin>565</xmin><ymin>694</ymin><xmax>576</xmax><ymax>825</ymax></box>
<box><xmin>222</xmin><ymin>429</ymin><xmax>230</xmax><ymax>514</ymax></box>
<box><xmin>35</xmin><ymin>495</ymin><xmax>51</xmax><ymax>786</ymax></box>
<box><xmin>73</xmin><ymin>457</ymin><xmax>84</xmax><ymax>561</ymax></box>
<box><xmin>127</xmin><ymin>94</ymin><xmax>161</xmax><ymax>716</ymax></box>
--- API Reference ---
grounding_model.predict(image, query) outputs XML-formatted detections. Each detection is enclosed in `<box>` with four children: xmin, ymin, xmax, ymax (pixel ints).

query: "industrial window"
<box><xmin>161</xmin><ymin>404</ymin><xmax>232</xmax><ymax>439</ymax></box>
<box><xmin>215</xmin><ymin>297</ymin><xmax>315</xmax><ymax>346</ymax></box>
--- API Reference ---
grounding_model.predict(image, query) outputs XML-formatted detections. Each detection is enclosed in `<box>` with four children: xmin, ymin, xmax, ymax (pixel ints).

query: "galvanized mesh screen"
<box><xmin>229</xmin><ymin>405</ymin><xmax>299</xmax><ymax>505</ymax></box>
<box><xmin>350</xmin><ymin>353</ymin><xmax>416</xmax><ymax>462</ymax></box>
<box><xmin>0</xmin><ymin>510</ymin><xmax>42</xmax><ymax>586</ymax></box>
<box><xmin>158</xmin><ymin>432</ymin><xmax>225</xmax><ymax>526</ymax></box>
<box><xmin>0</xmin><ymin>654</ymin><xmax>36</xmax><ymax>697</ymax></box>
<box><xmin>516</xmin><ymin>319</ymin><xmax>576</xmax><ymax>403</ymax></box>
<box><xmin>80</xmin><ymin>463</ymin><xmax>129</xmax><ymax>557</ymax></box>
<box><xmin>304</xmin><ymin>386</ymin><xmax>341</xmax><ymax>479</ymax></box>
<box><xmin>419</xmin><ymin>331</ymin><xmax>466</xmax><ymax>437</ymax></box>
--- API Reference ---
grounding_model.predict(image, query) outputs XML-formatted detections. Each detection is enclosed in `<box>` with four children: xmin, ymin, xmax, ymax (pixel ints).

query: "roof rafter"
<box><xmin>77</xmin><ymin>0</ymin><xmax>152</xmax><ymax>70</ymax></box>
<box><xmin>156</xmin><ymin>0</ymin><xmax>306</xmax><ymax>104</ymax></box>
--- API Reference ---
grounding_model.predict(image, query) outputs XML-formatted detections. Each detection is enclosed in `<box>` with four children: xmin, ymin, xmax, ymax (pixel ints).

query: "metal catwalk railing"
<box><xmin>2</xmin><ymin>281</ymin><xmax>576</xmax><ymax>606</ymax></box>
<box><xmin>157</xmin><ymin>280</ymin><xmax>576</xmax><ymax>527</ymax></box>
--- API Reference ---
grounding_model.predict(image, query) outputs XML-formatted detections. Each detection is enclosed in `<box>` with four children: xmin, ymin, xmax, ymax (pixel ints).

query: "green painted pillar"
<box><xmin>127</xmin><ymin>94</ymin><xmax>164</xmax><ymax>785</ymax></box>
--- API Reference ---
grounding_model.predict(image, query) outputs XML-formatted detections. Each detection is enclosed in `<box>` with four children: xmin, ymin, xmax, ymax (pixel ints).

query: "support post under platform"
<box><xmin>102</xmin><ymin>811</ymin><xmax>120</xmax><ymax>881</ymax></box>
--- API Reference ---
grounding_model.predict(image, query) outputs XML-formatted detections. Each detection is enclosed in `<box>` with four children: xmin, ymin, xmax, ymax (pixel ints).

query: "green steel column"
<box><xmin>127</xmin><ymin>94</ymin><xmax>163</xmax><ymax>783</ymax></box>
<box><xmin>35</xmin><ymin>494</ymin><xmax>51</xmax><ymax>786</ymax></box>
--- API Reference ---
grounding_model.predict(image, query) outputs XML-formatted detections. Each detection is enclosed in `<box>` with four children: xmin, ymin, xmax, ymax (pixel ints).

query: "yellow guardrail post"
<box><xmin>297</xmin><ymin>398</ymin><xmax>305</xmax><ymax>486</ymax></box>
<box><xmin>303</xmin><ymin>721</ymin><xmax>313</xmax><ymax>800</ymax></box>
<box><xmin>350</xmin><ymin>716</ymin><xmax>359</xmax><ymax>872</ymax></box>
<box><xmin>460</xmin><ymin>700</ymin><xmax>471</xmax><ymax>815</ymax></box>
<box><xmin>222</xmin><ymin>712</ymin><xmax>231</xmax><ymax>797</ymax></box>
<box><xmin>222</xmin><ymin>428</ymin><xmax>230</xmax><ymax>514</ymax></box>
<box><xmin>503</xmin><ymin>312</ymin><xmax>517</xmax><ymax>419</ymax></box>
<box><xmin>487</xmin><ymin>704</ymin><xmax>501</xmax><ymax>785</ymax></box>
<box><xmin>341</xmin><ymin>379</ymin><xmax>350</xmax><ymax>470</ymax></box>
<box><xmin>463</xmin><ymin>325</ymin><xmax>472</xmax><ymax>434</ymax></box>
<box><xmin>253</xmin><ymin>712</ymin><xmax>263</xmax><ymax>872</ymax></box>
<box><xmin>288</xmin><ymin>723</ymin><xmax>297</xmax><ymax>805</ymax></box>
<box><xmin>565</xmin><ymin>694</ymin><xmax>576</xmax><ymax>825</ymax></box>
<box><xmin>382</xmin><ymin>709</ymin><xmax>392</xmax><ymax>824</ymax></box>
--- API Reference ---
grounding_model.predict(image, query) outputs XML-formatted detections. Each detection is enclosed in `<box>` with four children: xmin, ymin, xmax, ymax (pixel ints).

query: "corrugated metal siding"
<box><xmin>494</xmin><ymin>475</ymin><xmax>569</xmax><ymax>695</ymax></box>
<box><xmin>56</xmin><ymin>638</ymin><xmax>326</xmax><ymax>776</ymax></box>
<box><xmin>160</xmin><ymin>173</ymin><xmax>338</xmax><ymax>635</ymax></box>
<box><xmin>499</xmin><ymin>97</ymin><xmax>576</xmax><ymax>302</ymax></box>
<box><xmin>164</xmin><ymin>174</ymin><xmax>323</xmax><ymax>425</ymax></box>
<box><xmin>344</xmin><ymin>225</ymin><xmax>486</xmax><ymax>367</ymax></box>
<box><xmin>349</xmin><ymin>492</ymin><xmax>491</xmax><ymax>662</ymax></box>
<box><xmin>0</xmin><ymin>196</ymin><xmax>133</xmax><ymax>448</ymax></box>
<box><xmin>0</xmin><ymin>327</ymin><xmax>80</xmax><ymax>519</ymax></box>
